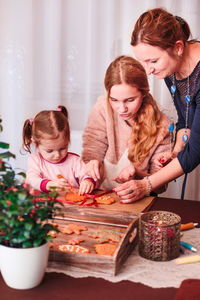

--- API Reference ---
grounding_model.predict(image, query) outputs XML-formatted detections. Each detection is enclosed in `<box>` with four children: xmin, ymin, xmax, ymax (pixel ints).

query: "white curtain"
<box><xmin>1</xmin><ymin>0</ymin><xmax>200</xmax><ymax>200</ymax></box>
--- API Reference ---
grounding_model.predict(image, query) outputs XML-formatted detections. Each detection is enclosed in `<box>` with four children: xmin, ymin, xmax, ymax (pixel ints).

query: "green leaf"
<box><xmin>9</xmin><ymin>218</ymin><xmax>21</xmax><ymax>227</ymax></box>
<box><xmin>16</xmin><ymin>192</ymin><xmax>28</xmax><ymax>204</ymax></box>
<box><xmin>25</xmin><ymin>223</ymin><xmax>33</xmax><ymax>231</ymax></box>
<box><xmin>46</xmin><ymin>235</ymin><xmax>52</xmax><ymax>242</ymax></box>
<box><xmin>17</xmin><ymin>235</ymin><xmax>27</xmax><ymax>243</ymax></box>
<box><xmin>1</xmin><ymin>170</ymin><xmax>16</xmax><ymax>186</ymax></box>
<box><xmin>22</xmin><ymin>240</ymin><xmax>32</xmax><ymax>248</ymax></box>
<box><xmin>11</xmin><ymin>238</ymin><xmax>21</xmax><ymax>245</ymax></box>
<box><xmin>16</xmin><ymin>171</ymin><xmax>26</xmax><ymax>178</ymax></box>
<box><xmin>12</xmin><ymin>227</ymin><xmax>22</xmax><ymax>234</ymax></box>
<box><xmin>23</xmin><ymin>231</ymin><xmax>30</xmax><ymax>239</ymax></box>
<box><xmin>33</xmin><ymin>239</ymin><xmax>42</xmax><ymax>247</ymax></box>
<box><xmin>0</xmin><ymin>142</ymin><xmax>9</xmax><ymax>149</ymax></box>
<box><xmin>0</xmin><ymin>151</ymin><xmax>15</xmax><ymax>159</ymax></box>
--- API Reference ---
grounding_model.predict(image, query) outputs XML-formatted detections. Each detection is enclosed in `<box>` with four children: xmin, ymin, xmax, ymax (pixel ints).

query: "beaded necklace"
<box><xmin>169</xmin><ymin>74</ymin><xmax>191</xmax><ymax>150</ymax></box>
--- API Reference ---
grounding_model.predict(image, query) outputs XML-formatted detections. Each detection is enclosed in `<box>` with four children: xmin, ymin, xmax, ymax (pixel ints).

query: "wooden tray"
<box><xmin>56</xmin><ymin>192</ymin><xmax>155</xmax><ymax>225</ymax></box>
<box><xmin>48</xmin><ymin>217</ymin><xmax>138</xmax><ymax>276</ymax></box>
<box><xmin>49</xmin><ymin>192</ymin><xmax>155</xmax><ymax>275</ymax></box>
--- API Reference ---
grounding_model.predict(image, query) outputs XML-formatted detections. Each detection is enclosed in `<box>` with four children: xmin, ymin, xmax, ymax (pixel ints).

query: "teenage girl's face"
<box><xmin>132</xmin><ymin>43</ymin><xmax>179</xmax><ymax>79</ymax></box>
<box><xmin>109</xmin><ymin>83</ymin><xmax>143</xmax><ymax>124</ymax></box>
<box><xmin>37</xmin><ymin>134</ymin><xmax>69</xmax><ymax>163</ymax></box>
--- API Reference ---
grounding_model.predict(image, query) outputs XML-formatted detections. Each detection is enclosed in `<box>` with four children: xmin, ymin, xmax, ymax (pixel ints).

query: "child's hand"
<box><xmin>154</xmin><ymin>152</ymin><xmax>172</xmax><ymax>168</ymax></box>
<box><xmin>79</xmin><ymin>179</ymin><xmax>94</xmax><ymax>195</ymax></box>
<box><xmin>113</xmin><ymin>164</ymin><xmax>136</xmax><ymax>183</ymax></box>
<box><xmin>46</xmin><ymin>178</ymin><xmax>72</xmax><ymax>191</ymax></box>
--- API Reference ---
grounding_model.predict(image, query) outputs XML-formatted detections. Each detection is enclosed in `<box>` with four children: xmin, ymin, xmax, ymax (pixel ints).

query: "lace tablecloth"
<box><xmin>47</xmin><ymin>228</ymin><xmax>200</xmax><ymax>288</ymax></box>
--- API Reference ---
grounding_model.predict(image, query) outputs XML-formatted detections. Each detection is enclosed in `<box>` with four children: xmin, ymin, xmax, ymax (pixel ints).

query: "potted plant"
<box><xmin>0</xmin><ymin>119</ymin><xmax>61</xmax><ymax>290</ymax></box>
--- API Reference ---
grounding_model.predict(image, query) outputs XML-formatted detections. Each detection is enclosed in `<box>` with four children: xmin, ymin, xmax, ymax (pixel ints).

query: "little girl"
<box><xmin>22</xmin><ymin>106</ymin><xmax>96</xmax><ymax>195</ymax></box>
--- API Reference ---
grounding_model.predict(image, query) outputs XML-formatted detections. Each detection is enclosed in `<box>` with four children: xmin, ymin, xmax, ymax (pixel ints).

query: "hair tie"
<box><xmin>56</xmin><ymin>108</ymin><xmax>62</xmax><ymax>112</ymax></box>
<box><xmin>29</xmin><ymin>118</ymin><xmax>34</xmax><ymax>124</ymax></box>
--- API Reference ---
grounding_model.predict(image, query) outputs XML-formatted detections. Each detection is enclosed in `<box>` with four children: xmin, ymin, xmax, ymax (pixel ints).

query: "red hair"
<box><xmin>104</xmin><ymin>55</ymin><xmax>167</xmax><ymax>165</ymax></box>
<box><xmin>131</xmin><ymin>8</ymin><xmax>193</xmax><ymax>50</ymax></box>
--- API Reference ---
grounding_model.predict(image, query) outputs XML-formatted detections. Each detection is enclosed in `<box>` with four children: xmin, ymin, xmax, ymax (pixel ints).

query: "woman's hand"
<box><xmin>79</xmin><ymin>179</ymin><xmax>94</xmax><ymax>195</ymax></box>
<box><xmin>113</xmin><ymin>164</ymin><xmax>136</xmax><ymax>183</ymax></box>
<box><xmin>153</xmin><ymin>152</ymin><xmax>172</xmax><ymax>168</ymax></box>
<box><xmin>84</xmin><ymin>160</ymin><xmax>103</xmax><ymax>181</ymax></box>
<box><xmin>114</xmin><ymin>179</ymin><xmax>148</xmax><ymax>203</ymax></box>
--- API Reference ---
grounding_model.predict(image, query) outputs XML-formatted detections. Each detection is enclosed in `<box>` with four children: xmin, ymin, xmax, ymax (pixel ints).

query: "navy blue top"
<box><xmin>164</xmin><ymin>60</ymin><xmax>200</xmax><ymax>173</ymax></box>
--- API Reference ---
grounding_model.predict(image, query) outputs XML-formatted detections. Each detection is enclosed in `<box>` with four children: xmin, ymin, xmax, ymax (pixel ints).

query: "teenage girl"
<box><xmin>82</xmin><ymin>56</ymin><xmax>170</xmax><ymax>195</ymax></box>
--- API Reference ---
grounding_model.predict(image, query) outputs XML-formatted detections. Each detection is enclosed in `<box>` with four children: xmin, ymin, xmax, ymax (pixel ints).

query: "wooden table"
<box><xmin>1</xmin><ymin>197</ymin><xmax>200</xmax><ymax>300</ymax></box>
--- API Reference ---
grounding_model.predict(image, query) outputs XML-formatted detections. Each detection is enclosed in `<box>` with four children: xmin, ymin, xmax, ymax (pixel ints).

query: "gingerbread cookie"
<box><xmin>58</xmin><ymin>244</ymin><xmax>90</xmax><ymax>254</ymax></box>
<box><xmin>95</xmin><ymin>195</ymin><xmax>115</xmax><ymax>205</ymax></box>
<box><xmin>68</xmin><ymin>237</ymin><xmax>85</xmax><ymax>245</ymax></box>
<box><xmin>59</xmin><ymin>223</ymin><xmax>88</xmax><ymax>235</ymax></box>
<box><xmin>42</xmin><ymin>220</ymin><xmax>58</xmax><ymax>228</ymax></box>
<box><xmin>94</xmin><ymin>243</ymin><xmax>117</xmax><ymax>256</ymax></box>
<box><xmin>89</xmin><ymin>229</ymin><xmax>124</xmax><ymax>243</ymax></box>
<box><xmin>65</xmin><ymin>192</ymin><xmax>86</xmax><ymax>202</ymax></box>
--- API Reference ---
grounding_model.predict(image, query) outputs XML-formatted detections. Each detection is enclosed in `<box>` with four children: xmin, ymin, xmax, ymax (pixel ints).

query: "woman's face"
<box><xmin>132</xmin><ymin>43</ymin><xmax>179</xmax><ymax>79</ymax></box>
<box><xmin>109</xmin><ymin>83</ymin><xmax>143</xmax><ymax>124</ymax></box>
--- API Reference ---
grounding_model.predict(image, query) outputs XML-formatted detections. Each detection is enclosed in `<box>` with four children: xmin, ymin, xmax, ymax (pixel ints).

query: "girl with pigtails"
<box><xmin>22</xmin><ymin>106</ymin><xmax>96</xmax><ymax>195</ymax></box>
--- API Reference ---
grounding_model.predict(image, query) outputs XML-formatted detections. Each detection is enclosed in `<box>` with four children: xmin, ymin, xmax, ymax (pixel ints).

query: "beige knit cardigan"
<box><xmin>82</xmin><ymin>95</ymin><xmax>171</xmax><ymax>189</ymax></box>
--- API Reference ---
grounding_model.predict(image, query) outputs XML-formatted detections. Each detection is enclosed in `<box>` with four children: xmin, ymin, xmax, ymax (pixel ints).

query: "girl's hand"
<box><xmin>113</xmin><ymin>164</ymin><xmax>136</xmax><ymax>183</ymax></box>
<box><xmin>79</xmin><ymin>179</ymin><xmax>95</xmax><ymax>195</ymax></box>
<box><xmin>154</xmin><ymin>152</ymin><xmax>172</xmax><ymax>168</ymax></box>
<box><xmin>46</xmin><ymin>178</ymin><xmax>72</xmax><ymax>191</ymax></box>
<box><xmin>84</xmin><ymin>160</ymin><xmax>102</xmax><ymax>181</ymax></box>
<box><xmin>114</xmin><ymin>179</ymin><xmax>148</xmax><ymax>203</ymax></box>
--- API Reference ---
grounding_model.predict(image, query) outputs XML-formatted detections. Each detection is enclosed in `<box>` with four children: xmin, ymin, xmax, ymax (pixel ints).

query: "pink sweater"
<box><xmin>26</xmin><ymin>152</ymin><xmax>94</xmax><ymax>192</ymax></box>
<box><xmin>82</xmin><ymin>96</ymin><xmax>171</xmax><ymax>189</ymax></box>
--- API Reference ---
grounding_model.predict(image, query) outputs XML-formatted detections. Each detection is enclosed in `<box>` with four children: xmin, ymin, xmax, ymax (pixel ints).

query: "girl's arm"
<box><xmin>82</xmin><ymin>96</ymin><xmax>108</xmax><ymax>180</ymax></box>
<box><xmin>26</xmin><ymin>155</ymin><xmax>45</xmax><ymax>191</ymax></box>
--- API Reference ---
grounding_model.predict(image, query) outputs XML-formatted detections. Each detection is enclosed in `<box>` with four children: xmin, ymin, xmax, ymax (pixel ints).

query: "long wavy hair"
<box><xmin>104</xmin><ymin>55</ymin><xmax>167</xmax><ymax>166</ymax></box>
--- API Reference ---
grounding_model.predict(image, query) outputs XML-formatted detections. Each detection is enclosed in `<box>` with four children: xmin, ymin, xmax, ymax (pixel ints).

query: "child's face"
<box><xmin>37</xmin><ymin>134</ymin><xmax>69</xmax><ymax>163</ymax></box>
<box><xmin>109</xmin><ymin>83</ymin><xmax>143</xmax><ymax>125</ymax></box>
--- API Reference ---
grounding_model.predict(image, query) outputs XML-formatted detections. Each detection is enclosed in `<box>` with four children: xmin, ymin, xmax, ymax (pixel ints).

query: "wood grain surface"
<box><xmin>56</xmin><ymin>191</ymin><xmax>155</xmax><ymax>225</ymax></box>
<box><xmin>48</xmin><ymin>217</ymin><xmax>138</xmax><ymax>275</ymax></box>
<box><xmin>49</xmin><ymin>192</ymin><xmax>155</xmax><ymax>275</ymax></box>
